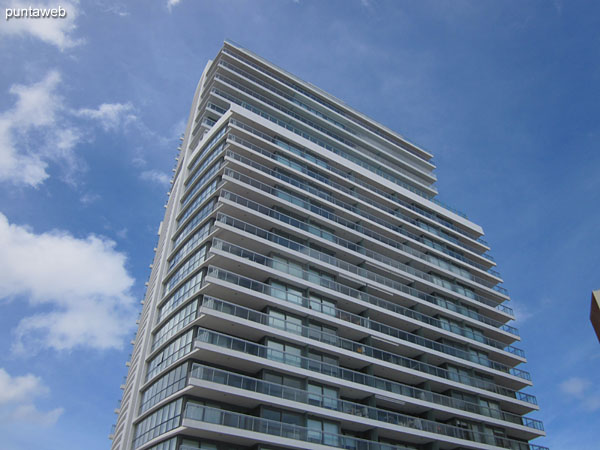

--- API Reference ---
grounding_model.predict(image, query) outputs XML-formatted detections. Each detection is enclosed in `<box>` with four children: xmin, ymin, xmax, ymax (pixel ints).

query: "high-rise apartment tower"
<box><xmin>110</xmin><ymin>41</ymin><xmax>546</xmax><ymax>450</ymax></box>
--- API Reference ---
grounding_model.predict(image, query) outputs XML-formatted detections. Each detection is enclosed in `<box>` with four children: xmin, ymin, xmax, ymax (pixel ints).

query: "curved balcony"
<box><xmin>225</xmin><ymin>145</ymin><xmax>490</xmax><ymax>261</ymax></box>
<box><xmin>200</xmin><ymin>294</ymin><xmax>530</xmax><ymax>385</ymax></box>
<box><xmin>217</xmin><ymin>190</ymin><xmax>518</xmax><ymax>335</ymax></box>
<box><xmin>190</xmin><ymin>363</ymin><xmax>546</xmax><ymax>444</ymax></box>
<box><xmin>215</xmin><ymin>207</ymin><xmax>508</xmax><ymax>321</ymax></box>
<box><xmin>194</xmin><ymin>328</ymin><xmax>539</xmax><ymax>425</ymax></box>
<box><xmin>222</xmin><ymin>164</ymin><xmax>495</xmax><ymax>281</ymax></box>
<box><xmin>215</xmin><ymin>213</ymin><xmax>522</xmax><ymax>357</ymax></box>
<box><xmin>205</xmin><ymin>264</ymin><xmax>524</xmax><ymax>377</ymax></box>
<box><xmin>211</xmin><ymin>84</ymin><xmax>438</xmax><ymax>200</ymax></box>
<box><xmin>184</xmin><ymin>403</ymin><xmax>416</xmax><ymax>450</ymax></box>
<box><xmin>227</xmin><ymin>118</ymin><xmax>486</xmax><ymax>251</ymax></box>
<box><xmin>197</xmin><ymin>292</ymin><xmax>528</xmax><ymax>397</ymax></box>
<box><xmin>221</xmin><ymin>45</ymin><xmax>434</xmax><ymax>165</ymax></box>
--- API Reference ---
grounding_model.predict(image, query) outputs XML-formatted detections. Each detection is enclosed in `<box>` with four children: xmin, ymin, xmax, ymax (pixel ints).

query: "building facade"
<box><xmin>110</xmin><ymin>41</ymin><xmax>546</xmax><ymax>450</ymax></box>
<box><xmin>590</xmin><ymin>290</ymin><xmax>600</xmax><ymax>343</ymax></box>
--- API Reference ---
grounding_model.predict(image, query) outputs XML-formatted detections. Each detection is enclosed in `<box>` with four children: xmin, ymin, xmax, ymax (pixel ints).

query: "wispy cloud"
<box><xmin>0</xmin><ymin>368</ymin><xmax>63</xmax><ymax>427</ymax></box>
<box><xmin>0</xmin><ymin>71</ymin><xmax>69</xmax><ymax>187</ymax></box>
<box><xmin>76</xmin><ymin>102</ymin><xmax>137</xmax><ymax>132</ymax></box>
<box><xmin>101</xmin><ymin>2</ymin><xmax>130</xmax><ymax>17</ymax></box>
<box><xmin>0</xmin><ymin>71</ymin><xmax>138</xmax><ymax>188</ymax></box>
<box><xmin>140</xmin><ymin>169</ymin><xmax>171</xmax><ymax>187</ymax></box>
<box><xmin>79</xmin><ymin>192</ymin><xmax>100</xmax><ymax>205</ymax></box>
<box><xmin>0</xmin><ymin>1</ymin><xmax>82</xmax><ymax>51</ymax></box>
<box><xmin>509</xmin><ymin>300</ymin><xmax>533</xmax><ymax>324</ymax></box>
<box><xmin>0</xmin><ymin>213</ymin><xmax>137</xmax><ymax>353</ymax></box>
<box><xmin>560</xmin><ymin>377</ymin><xmax>590</xmax><ymax>396</ymax></box>
<box><xmin>167</xmin><ymin>0</ymin><xmax>182</xmax><ymax>11</ymax></box>
<box><xmin>116</xmin><ymin>227</ymin><xmax>128</xmax><ymax>239</ymax></box>
<box><xmin>560</xmin><ymin>376</ymin><xmax>600</xmax><ymax>412</ymax></box>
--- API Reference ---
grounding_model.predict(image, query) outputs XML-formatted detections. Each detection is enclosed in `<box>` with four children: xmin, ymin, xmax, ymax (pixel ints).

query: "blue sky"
<box><xmin>0</xmin><ymin>0</ymin><xmax>598</xmax><ymax>449</ymax></box>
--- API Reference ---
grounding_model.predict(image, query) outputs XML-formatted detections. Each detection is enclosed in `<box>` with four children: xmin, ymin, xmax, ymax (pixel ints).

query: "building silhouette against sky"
<box><xmin>590</xmin><ymin>290</ymin><xmax>600</xmax><ymax>343</ymax></box>
<box><xmin>110</xmin><ymin>41</ymin><xmax>546</xmax><ymax>450</ymax></box>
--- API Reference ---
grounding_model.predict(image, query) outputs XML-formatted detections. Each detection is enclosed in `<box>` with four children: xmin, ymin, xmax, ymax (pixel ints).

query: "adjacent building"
<box><xmin>590</xmin><ymin>290</ymin><xmax>600</xmax><ymax>343</ymax></box>
<box><xmin>110</xmin><ymin>41</ymin><xmax>546</xmax><ymax>450</ymax></box>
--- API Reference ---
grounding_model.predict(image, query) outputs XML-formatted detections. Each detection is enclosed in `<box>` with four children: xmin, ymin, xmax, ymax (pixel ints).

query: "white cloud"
<box><xmin>0</xmin><ymin>369</ymin><xmax>46</xmax><ymax>404</ymax></box>
<box><xmin>141</xmin><ymin>169</ymin><xmax>171</xmax><ymax>186</ymax></box>
<box><xmin>0</xmin><ymin>71</ymin><xmax>137</xmax><ymax>187</ymax></box>
<box><xmin>76</xmin><ymin>102</ymin><xmax>137</xmax><ymax>131</ymax></box>
<box><xmin>79</xmin><ymin>192</ymin><xmax>100</xmax><ymax>205</ymax></box>
<box><xmin>510</xmin><ymin>300</ymin><xmax>533</xmax><ymax>324</ymax></box>
<box><xmin>0</xmin><ymin>213</ymin><xmax>137</xmax><ymax>352</ymax></box>
<box><xmin>0</xmin><ymin>1</ymin><xmax>82</xmax><ymax>51</ymax></box>
<box><xmin>8</xmin><ymin>403</ymin><xmax>63</xmax><ymax>427</ymax></box>
<box><xmin>102</xmin><ymin>3</ymin><xmax>129</xmax><ymax>17</ymax></box>
<box><xmin>560</xmin><ymin>377</ymin><xmax>590</xmax><ymax>397</ymax></box>
<box><xmin>116</xmin><ymin>227</ymin><xmax>128</xmax><ymax>239</ymax></box>
<box><xmin>0</xmin><ymin>71</ymin><xmax>81</xmax><ymax>187</ymax></box>
<box><xmin>560</xmin><ymin>376</ymin><xmax>600</xmax><ymax>412</ymax></box>
<box><xmin>167</xmin><ymin>0</ymin><xmax>182</xmax><ymax>10</ymax></box>
<box><xmin>0</xmin><ymin>368</ymin><xmax>63</xmax><ymax>428</ymax></box>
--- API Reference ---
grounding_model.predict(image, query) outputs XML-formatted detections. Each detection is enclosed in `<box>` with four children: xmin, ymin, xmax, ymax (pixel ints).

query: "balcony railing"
<box><xmin>217</xmin><ymin>179</ymin><xmax>506</xmax><ymax>307</ymax></box>
<box><xmin>222</xmin><ymin>178</ymin><xmax>514</xmax><ymax>326</ymax></box>
<box><xmin>213</xmin><ymin>229</ymin><xmax>512</xmax><ymax>326</ymax></box>
<box><xmin>207</xmin><ymin>261</ymin><xmax>523</xmax><ymax>371</ymax></box>
<box><xmin>215</xmin><ymin>215</ymin><xmax>517</xmax><ymax>350</ymax></box>
<box><xmin>222</xmin><ymin>44</ymin><xmax>432</xmax><ymax>164</ymax></box>
<box><xmin>213</xmin><ymin>196</ymin><xmax>519</xmax><ymax>337</ymax></box>
<box><xmin>216</xmin><ymin>213</ymin><xmax>522</xmax><ymax>357</ymax></box>
<box><xmin>227</xmin><ymin>118</ymin><xmax>483</xmax><ymax>248</ymax></box>
<box><xmin>200</xmin><ymin>294</ymin><xmax>531</xmax><ymax>384</ymax></box>
<box><xmin>190</xmin><ymin>363</ymin><xmax>546</xmax><ymax>442</ymax></box>
<box><xmin>225</xmin><ymin>146</ymin><xmax>492</xmax><ymax>261</ymax></box>
<box><xmin>185</xmin><ymin>402</ymin><xmax>416</xmax><ymax>450</ymax></box>
<box><xmin>213</xmin><ymin>85</ymin><xmax>438</xmax><ymax>202</ymax></box>
<box><xmin>195</xmin><ymin>328</ymin><xmax>539</xmax><ymax>424</ymax></box>
<box><xmin>222</xmin><ymin>158</ymin><xmax>494</xmax><ymax>278</ymax></box>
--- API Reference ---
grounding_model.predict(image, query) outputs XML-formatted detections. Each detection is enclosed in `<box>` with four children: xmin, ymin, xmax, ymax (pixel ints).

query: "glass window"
<box><xmin>306</xmin><ymin>418</ymin><xmax>339</xmax><ymax>445</ymax></box>
<box><xmin>307</xmin><ymin>221</ymin><xmax>335</xmax><ymax>242</ymax></box>
<box><xmin>262</xmin><ymin>407</ymin><xmax>280</xmax><ymax>422</ymax></box>
<box><xmin>140</xmin><ymin>363</ymin><xmax>188</xmax><ymax>413</ymax></box>
<box><xmin>153</xmin><ymin>299</ymin><xmax>198</xmax><ymax>350</ymax></box>
<box><xmin>307</xmin><ymin>383</ymin><xmax>338</xmax><ymax>409</ymax></box>
<box><xmin>469</xmin><ymin>348</ymin><xmax>490</xmax><ymax>365</ymax></box>
<box><xmin>158</xmin><ymin>272</ymin><xmax>204</xmax><ymax>322</ymax></box>
<box><xmin>146</xmin><ymin>437</ymin><xmax>178</xmax><ymax>450</ymax></box>
<box><xmin>263</xmin><ymin>371</ymin><xmax>303</xmax><ymax>390</ymax></box>
<box><xmin>146</xmin><ymin>330</ymin><xmax>193</xmax><ymax>381</ymax></box>
<box><xmin>271</xmin><ymin>255</ymin><xmax>304</xmax><ymax>278</ymax></box>
<box><xmin>268</xmin><ymin>310</ymin><xmax>286</xmax><ymax>330</ymax></box>
<box><xmin>266</xmin><ymin>340</ymin><xmax>302</xmax><ymax>367</ymax></box>
<box><xmin>465</xmin><ymin>325</ymin><xmax>486</xmax><ymax>343</ymax></box>
<box><xmin>307</xmin><ymin>418</ymin><xmax>322</xmax><ymax>443</ymax></box>
<box><xmin>308</xmin><ymin>321</ymin><xmax>337</xmax><ymax>345</ymax></box>
<box><xmin>323</xmin><ymin>422</ymin><xmax>339</xmax><ymax>445</ymax></box>
<box><xmin>479</xmin><ymin>398</ymin><xmax>502</xmax><ymax>419</ymax></box>
<box><xmin>270</xmin><ymin>281</ymin><xmax>287</xmax><ymax>301</ymax></box>
<box><xmin>132</xmin><ymin>398</ymin><xmax>182</xmax><ymax>448</ymax></box>
<box><xmin>287</xmin><ymin>286</ymin><xmax>304</xmax><ymax>305</ymax></box>
<box><xmin>262</xmin><ymin>407</ymin><xmax>302</xmax><ymax>426</ymax></box>
<box><xmin>270</xmin><ymin>281</ymin><xmax>304</xmax><ymax>305</ymax></box>
<box><xmin>164</xmin><ymin>244</ymin><xmax>208</xmax><ymax>296</ymax></box>
<box><xmin>447</xmin><ymin>365</ymin><xmax>470</xmax><ymax>384</ymax></box>
<box><xmin>309</xmin><ymin>295</ymin><xmax>336</xmax><ymax>316</ymax></box>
